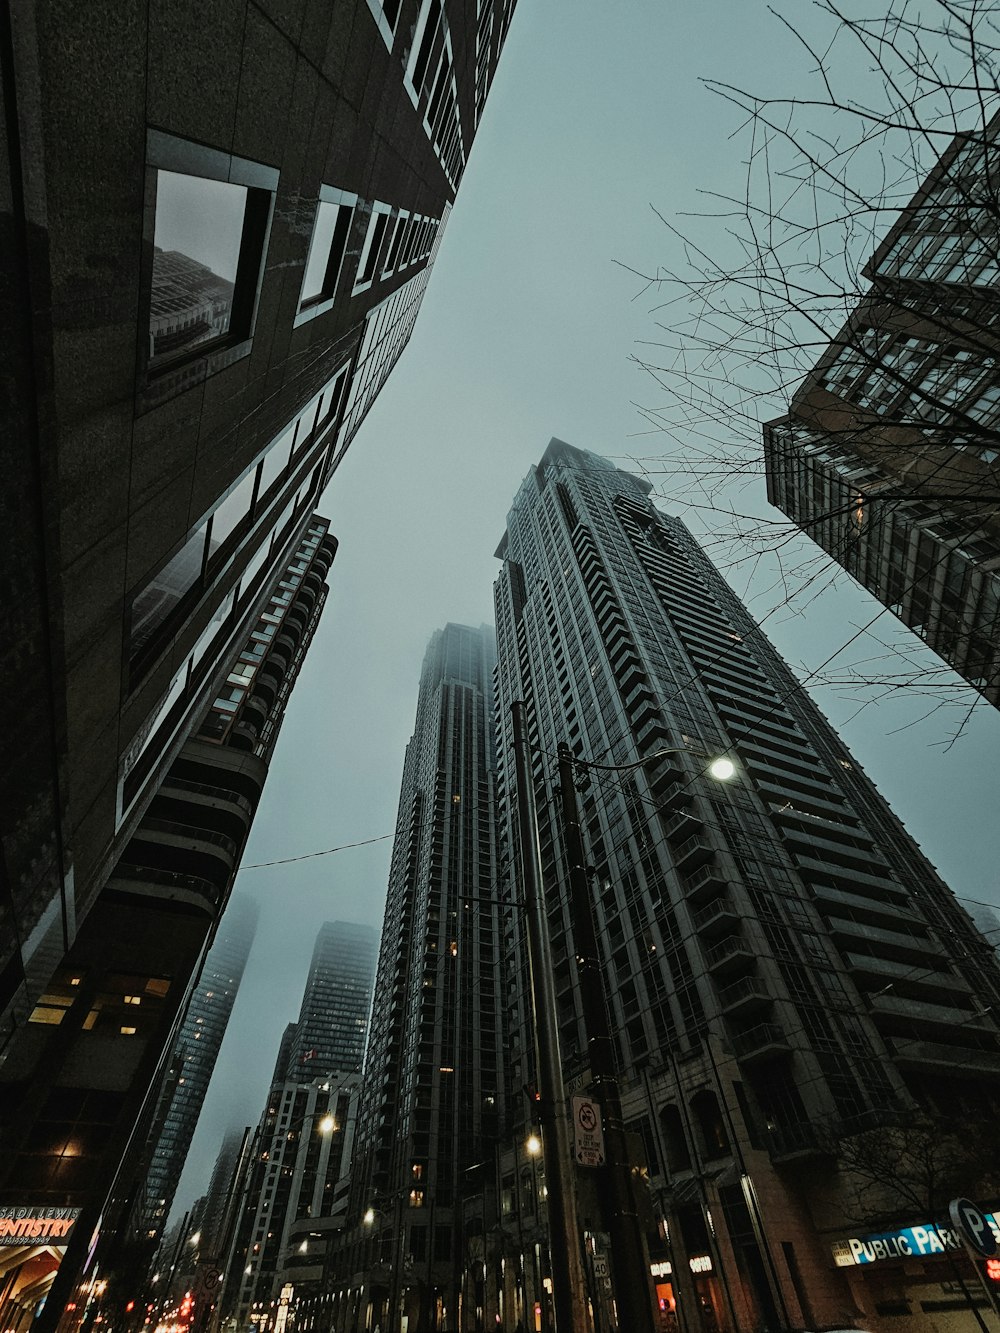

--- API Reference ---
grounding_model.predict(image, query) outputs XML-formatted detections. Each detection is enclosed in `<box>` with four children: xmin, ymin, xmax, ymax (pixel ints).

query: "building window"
<box><xmin>365</xmin><ymin>0</ymin><xmax>402</xmax><ymax>49</ymax></box>
<box><xmin>128</xmin><ymin>520</ymin><xmax>210</xmax><ymax>672</ymax></box>
<box><xmin>140</xmin><ymin>130</ymin><xmax>278</xmax><ymax>406</ymax></box>
<box><xmin>296</xmin><ymin>187</ymin><xmax>357</xmax><ymax>326</ymax></box>
<box><xmin>353</xmin><ymin>201</ymin><xmax>393</xmax><ymax>294</ymax></box>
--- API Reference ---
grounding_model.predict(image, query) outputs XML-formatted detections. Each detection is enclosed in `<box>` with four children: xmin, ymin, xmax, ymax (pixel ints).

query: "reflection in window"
<box><xmin>149</xmin><ymin>172</ymin><xmax>247</xmax><ymax>369</ymax></box>
<box><xmin>190</xmin><ymin>587</ymin><xmax>236</xmax><ymax>672</ymax></box>
<box><xmin>130</xmin><ymin>522</ymin><xmax>208</xmax><ymax>660</ymax></box>
<box><xmin>209</xmin><ymin>468</ymin><xmax>258</xmax><ymax>558</ymax></box>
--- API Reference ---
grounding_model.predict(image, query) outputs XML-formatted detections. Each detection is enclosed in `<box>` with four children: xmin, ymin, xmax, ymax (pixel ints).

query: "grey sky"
<box><xmin>171</xmin><ymin>0</ymin><xmax>1000</xmax><ymax>1220</ymax></box>
<box><xmin>154</xmin><ymin>170</ymin><xmax>247</xmax><ymax>279</ymax></box>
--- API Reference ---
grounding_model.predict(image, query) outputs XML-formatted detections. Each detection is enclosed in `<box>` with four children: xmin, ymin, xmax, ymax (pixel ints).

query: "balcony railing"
<box><xmin>718</xmin><ymin>975</ymin><xmax>773</xmax><ymax>1013</ymax></box>
<box><xmin>691</xmin><ymin>896</ymin><xmax>739</xmax><ymax>935</ymax></box>
<box><xmin>703</xmin><ymin>935</ymin><xmax>755</xmax><ymax>974</ymax></box>
<box><xmin>731</xmin><ymin>1022</ymin><xmax>792</xmax><ymax>1062</ymax></box>
<box><xmin>673</xmin><ymin>834</ymin><xmax>715</xmax><ymax>871</ymax></box>
<box><xmin>141</xmin><ymin>817</ymin><xmax>238</xmax><ymax>860</ymax></box>
<box><xmin>162</xmin><ymin>776</ymin><xmax>253</xmax><ymax>815</ymax></box>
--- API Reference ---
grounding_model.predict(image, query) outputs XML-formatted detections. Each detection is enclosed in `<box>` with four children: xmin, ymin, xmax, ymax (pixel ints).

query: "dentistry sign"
<box><xmin>832</xmin><ymin>1211</ymin><xmax>1000</xmax><ymax>1267</ymax></box>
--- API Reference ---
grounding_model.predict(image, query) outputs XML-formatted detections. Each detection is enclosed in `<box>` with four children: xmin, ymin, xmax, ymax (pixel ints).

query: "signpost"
<box><xmin>572</xmin><ymin>1095</ymin><xmax>605</xmax><ymax>1167</ymax></box>
<box><xmin>949</xmin><ymin>1199</ymin><xmax>999</xmax><ymax>1257</ymax></box>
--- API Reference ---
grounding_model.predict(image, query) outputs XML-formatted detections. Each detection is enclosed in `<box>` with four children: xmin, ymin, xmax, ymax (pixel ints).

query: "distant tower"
<box><xmin>140</xmin><ymin>896</ymin><xmax>259</xmax><ymax>1241</ymax></box>
<box><xmin>287</xmin><ymin>922</ymin><xmax>378</xmax><ymax>1078</ymax></box>
<box><xmin>337</xmin><ymin>623</ymin><xmax>505</xmax><ymax>1333</ymax></box>
<box><xmin>222</xmin><ymin>923</ymin><xmax>375</xmax><ymax>1323</ymax></box>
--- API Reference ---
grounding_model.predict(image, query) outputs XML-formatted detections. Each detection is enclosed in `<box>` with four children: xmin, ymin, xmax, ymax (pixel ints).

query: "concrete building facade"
<box><xmin>764</xmin><ymin>123</ymin><xmax>1000</xmax><ymax>706</ymax></box>
<box><xmin>0</xmin><ymin>521</ymin><xmax>336</xmax><ymax>1331</ymax></box>
<box><xmin>1</xmin><ymin>0</ymin><xmax>518</xmax><ymax>1052</ymax></box>
<box><xmin>487</xmin><ymin>440</ymin><xmax>1000</xmax><ymax>1333</ymax></box>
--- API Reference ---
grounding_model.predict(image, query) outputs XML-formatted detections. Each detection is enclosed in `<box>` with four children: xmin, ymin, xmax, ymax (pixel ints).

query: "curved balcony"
<box><xmin>109</xmin><ymin>861</ymin><xmax>223</xmax><ymax>914</ymax></box>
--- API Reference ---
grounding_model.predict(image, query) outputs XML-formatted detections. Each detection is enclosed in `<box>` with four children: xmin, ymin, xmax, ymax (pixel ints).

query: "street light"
<box><xmin>555</xmin><ymin>739</ymin><xmax>740</xmax><ymax>1333</ymax></box>
<box><xmin>525</xmin><ymin>1135</ymin><xmax>542</xmax><ymax>1157</ymax></box>
<box><xmin>512</xmin><ymin>717</ymin><xmax>741</xmax><ymax>1333</ymax></box>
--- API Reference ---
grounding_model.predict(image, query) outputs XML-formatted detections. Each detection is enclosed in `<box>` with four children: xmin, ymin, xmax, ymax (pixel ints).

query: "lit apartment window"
<box><xmin>296</xmin><ymin>186</ymin><xmax>357</xmax><ymax>326</ymax></box>
<box><xmin>141</xmin><ymin>130</ymin><xmax>278</xmax><ymax>403</ymax></box>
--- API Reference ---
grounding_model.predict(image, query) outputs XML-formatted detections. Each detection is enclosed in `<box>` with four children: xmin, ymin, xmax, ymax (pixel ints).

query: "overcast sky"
<box><xmin>171</xmin><ymin>0</ymin><xmax>1000</xmax><ymax>1220</ymax></box>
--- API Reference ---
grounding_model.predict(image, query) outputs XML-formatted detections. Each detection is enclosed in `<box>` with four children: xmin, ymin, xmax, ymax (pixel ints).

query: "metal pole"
<box><xmin>557</xmin><ymin>744</ymin><xmax>660</xmax><ymax>1333</ymax></box>
<box><xmin>511</xmin><ymin>703</ymin><xmax>589</xmax><ymax>1333</ymax></box>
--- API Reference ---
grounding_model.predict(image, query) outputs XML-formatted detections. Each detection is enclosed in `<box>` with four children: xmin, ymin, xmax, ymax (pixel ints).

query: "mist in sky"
<box><xmin>170</xmin><ymin>0</ymin><xmax>1000</xmax><ymax>1219</ymax></box>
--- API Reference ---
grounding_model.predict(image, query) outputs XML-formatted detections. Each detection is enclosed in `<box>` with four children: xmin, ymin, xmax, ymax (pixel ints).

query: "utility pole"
<box><xmin>511</xmin><ymin>703</ymin><xmax>590</xmax><ymax>1333</ymax></box>
<box><xmin>557</xmin><ymin>744</ymin><xmax>660</xmax><ymax>1333</ymax></box>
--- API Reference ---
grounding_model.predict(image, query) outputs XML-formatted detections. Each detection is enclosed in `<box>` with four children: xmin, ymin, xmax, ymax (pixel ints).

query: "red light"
<box><xmin>126</xmin><ymin>1302</ymin><xmax>135</xmax><ymax>1312</ymax></box>
<box><xmin>986</xmin><ymin>1258</ymin><xmax>1000</xmax><ymax>1282</ymax></box>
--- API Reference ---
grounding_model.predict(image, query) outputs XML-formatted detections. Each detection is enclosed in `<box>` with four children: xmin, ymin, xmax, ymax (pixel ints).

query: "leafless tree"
<box><xmin>623</xmin><ymin>0</ymin><xmax>1000</xmax><ymax>727</ymax></box>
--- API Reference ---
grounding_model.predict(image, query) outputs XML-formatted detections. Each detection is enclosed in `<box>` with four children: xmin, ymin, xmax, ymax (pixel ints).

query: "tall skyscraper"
<box><xmin>489</xmin><ymin>440</ymin><xmax>1000</xmax><ymax>1331</ymax></box>
<box><xmin>764</xmin><ymin>122</ymin><xmax>1000</xmax><ymax>706</ymax></box>
<box><xmin>287</xmin><ymin>923</ymin><xmax>378</xmax><ymax>1079</ymax></box>
<box><xmin>1</xmin><ymin>0</ymin><xmax>518</xmax><ymax>1055</ymax></box>
<box><xmin>0</xmin><ymin>522</ymin><xmax>335</xmax><ymax>1330</ymax></box>
<box><xmin>139</xmin><ymin>897</ymin><xmax>260</xmax><ymax>1243</ymax></box>
<box><xmin>221</xmin><ymin>922</ymin><xmax>376</xmax><ymax>1326</ymax></box>
<box><xmin>330</xmin><ymin>624</ymin><xmax>505</xmax><ymax>1333</ymax></box>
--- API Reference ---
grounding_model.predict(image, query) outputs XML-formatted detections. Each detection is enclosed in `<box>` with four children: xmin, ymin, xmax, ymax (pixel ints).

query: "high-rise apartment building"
<box><xmin>0</xmin><ymin>522</ymin><xmax>335</xmax><ymax>1330</ymax></box>
<box><xmin>764</xmin><ymin>123</ymin><xmax>1000</xmax><ymax>705</ymax></box>
<box><xmin>139</xmin><ymin>896</ymin><xmax>260</xmax><ymax>1243</ymax></box>
<box><xmin>1</xmin><ymin>0</ymin><xmax>518</xmax><ymax>1050</ymax></box>
<box><xmin>221</xmin><ymin>922</ymin><xmax>376</xmax><ymax>1326</ymax></box>
<box><xmin>489</xmin><ymin>440</ymin><xmax>1000</xmax><ymax>1333</ymax></box>
<box><xmin>329</xmin><ymin>624</ymin><xmax>505</xmax><ymax>1333</ymax></box>
<box><xmin>287</xmin><ymin>922</ymin><xmax>378</xmax><ymax>1079</ymax></box>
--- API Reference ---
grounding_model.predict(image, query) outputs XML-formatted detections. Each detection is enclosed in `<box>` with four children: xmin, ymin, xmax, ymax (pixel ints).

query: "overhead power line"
<box><xmin>240</xmin><ymin>832</ymin><xmax>395</xmax><ymax>869</ymax></box>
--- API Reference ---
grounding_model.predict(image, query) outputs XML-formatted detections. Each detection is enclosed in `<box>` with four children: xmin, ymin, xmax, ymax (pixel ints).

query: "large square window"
<box><xmin>140</xmin><ymin>131</ymin><xmax>278</xmax><ymax>405</ymax></box>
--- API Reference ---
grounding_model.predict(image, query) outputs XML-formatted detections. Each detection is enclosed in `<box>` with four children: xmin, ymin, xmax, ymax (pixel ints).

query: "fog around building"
<box><xmin>171</xmin><ymin>0</ymin><xmax>1000</xmax><ymax>1219</ymax></box>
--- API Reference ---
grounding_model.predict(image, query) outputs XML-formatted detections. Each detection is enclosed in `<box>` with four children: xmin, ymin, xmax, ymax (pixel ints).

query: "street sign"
<box><xmin>949</xmin><ymin>1198</ymin><xmax>998</xmax><ymax>1257</ymax></box>
<box><xmin>572</xmin><ymin>1094</ymin><xmax>605</xmax><ymax>1167</ymax></box>
<box><xmin>592</xmin><ymin>1255</ymin><xmax>610</xmax><ymax>1280</ymax></box>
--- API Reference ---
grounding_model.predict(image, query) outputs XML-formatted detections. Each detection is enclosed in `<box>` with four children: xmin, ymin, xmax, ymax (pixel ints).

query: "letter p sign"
<box><xmin>950</xmin><ymin>1198</ymin><xmax>998</xmax><ymax>1257</ymax></box>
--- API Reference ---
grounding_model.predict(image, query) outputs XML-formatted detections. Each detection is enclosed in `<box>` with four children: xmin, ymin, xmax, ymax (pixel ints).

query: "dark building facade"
<box><xmin>1</xmin><ymin>0</ymin><xmax>518</xmax><ymax>1055</ymax></box>
<box><xmin>0</xmin><ymin>521</ymin><xmax>336</xmax><ymax>1331</ymax></box>
<box><xmin>139</xmin><ymin>896</ymin><xmax>259</xmax><ymax>1243</ymax></box>
<box><xmin>764</xmin><ymin>123</ymin><xmax>1000</xmax><ymax>706</ymax></box>
<box><xmin>488</xmin><ymin>440</ymin><xmax>1000</xmax><ymax>1333</ymax></box>
<box><xmin>328</xmin><ymin>624</ymin><xmax>505</xmax><ymax>1333</ymax></box>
